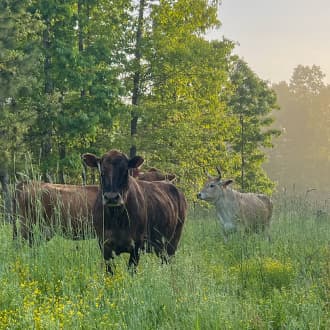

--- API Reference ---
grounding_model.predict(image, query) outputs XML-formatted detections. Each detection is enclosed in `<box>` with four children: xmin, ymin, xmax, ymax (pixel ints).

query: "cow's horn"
<box><xmin>204</xmin><ymin>168</ymin><xmax>213</xmax><ymax>179</ymax></box>
<box><xmin>216</xmin><ymin>166</ymin><xmax>222</xmax><ymax>179</ymax></box>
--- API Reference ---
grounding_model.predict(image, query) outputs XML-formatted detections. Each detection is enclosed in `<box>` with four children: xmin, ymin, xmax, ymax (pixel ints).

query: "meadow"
<box><xmin>0</xmin><ymin>193</ymin><xmax>329</xmax><ymax>329</ymax></box>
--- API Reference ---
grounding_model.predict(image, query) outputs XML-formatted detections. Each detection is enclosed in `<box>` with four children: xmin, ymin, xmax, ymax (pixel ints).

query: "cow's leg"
<box><xmin>222</xmin><ymin>220</ymin><xmax>237</xmax><ymax>242</ymax></box>
<box><xmin>12</xmin><ymin>219</ymin><xmax>18</xmax><ymax>241</ymax></box>
<box><xmin>99</xmin><ymin>240</ymin><xmax>115</xmax><ymax>275</ymax></box>
<box><xmin>156</xmin><ymin>241</ymin><xmax>171</xmax><ymax>265</ymax></box>
<box><xmin>28</xmin><ymin>232</ymin><xmax>35</xmax><ymax>247</ymax></box>
<box><xmin>104</xmin><ymin>253</ymin><xmax>115</xmax><ymax>275</ymax></box>
<box><xmin>20</xmin><ymin>223</ymin><xmax>35</xmax><ymax>246</ymax></box>
<box><xmin>128</xmin><ymin>244</ymin><xmax>140</xmax><ymax>273</ymax></box>
<box><xmin>165</xmin><ymin>245</ymin><xmax>175</xmax><ymax>259</ymax></box>
<box><xmin>263</xmin><ymin>224</ymin><xmax>272</xmax><ymax>242</ymax></box>
<box><xmin>160</xmin><ymin>252</ymin><xmax>169</xmax><ymax>265</ymax></box>
<box><xmin>165</xmin><ymin>218</ymin><xmax>184</xmax><ymax>259</ymax></box>
<box><xmin>220</xmin><ymin>226</ymin><xmax>229</xmax><ymax>243</ymax></box>
<box><xmin>164</xmin><ymin>239</ymin><xmax>178</xmax><ymax>264</ymax></box>
<box><xmin>105</xmin><ymin>261</ymin><xmax>115</xmax><ymax>275</ymax></box>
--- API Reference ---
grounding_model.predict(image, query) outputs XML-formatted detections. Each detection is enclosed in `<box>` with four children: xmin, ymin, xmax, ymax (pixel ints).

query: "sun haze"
<box><xmin>207</xmin><ymin>0</ymin><xmax>330</xmax><ymax>83</ymax></box>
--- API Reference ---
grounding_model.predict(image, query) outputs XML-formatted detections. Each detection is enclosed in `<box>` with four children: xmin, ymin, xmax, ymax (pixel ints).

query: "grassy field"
<box><xmin>0</xmin><ymin>195</ymin><xmax>329</xmax><ymax>329</ymax></box>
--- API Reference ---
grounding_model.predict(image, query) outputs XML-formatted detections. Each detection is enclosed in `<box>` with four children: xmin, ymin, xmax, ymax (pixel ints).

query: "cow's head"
<box><xmin>197</xmin><ymin>167</ymin><xmax>233</xmax><ymax>202</ymax></box>
<box><xmin>82</xmin><ymin>150</ymin><xmax>144</xmax><ymax>207</ymax></box>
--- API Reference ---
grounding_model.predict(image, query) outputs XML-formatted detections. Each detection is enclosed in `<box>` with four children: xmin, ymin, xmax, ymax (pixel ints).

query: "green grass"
<box><xmin>0</xmin><ymin>196</ymin><xmax>329</xmax><ymax>329</ymax></box>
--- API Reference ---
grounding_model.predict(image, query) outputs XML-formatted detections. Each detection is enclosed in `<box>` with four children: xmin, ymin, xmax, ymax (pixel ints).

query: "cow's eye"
<box><xmin>209</xmin><ymin>184</ymin><xmax>215</xmax><ymax>188</ymax></box>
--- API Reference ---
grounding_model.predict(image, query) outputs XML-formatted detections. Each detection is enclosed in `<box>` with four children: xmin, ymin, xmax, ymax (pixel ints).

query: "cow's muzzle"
<box><xmin>197</xmin><ymin>192</ymin><xmax>203</xmax><ymax>200</ymax></box>
<box><xmin>103</xmin><ymin>192</ymin><xmax>124</xmax><ymax>206</ymax></box>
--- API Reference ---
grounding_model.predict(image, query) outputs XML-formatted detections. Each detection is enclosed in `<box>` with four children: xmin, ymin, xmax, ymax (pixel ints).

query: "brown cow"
<box><xmin>13</xmin><ymin>181</ymin><xmax>98</xmax><ymax>244</ymax></box>
<box><xmin>82</xmin><ymin>149</ymin><xmax>187</xmax><ymax>274</ymax></box>
<box><xmin>14</xmin><ymin>168</ymin><xmax>175</xmax><ymax>244</ymax></box>
<box><xmin>136</xmin><ymin>168</ymin><xmax>176</xmax><ymax>182</ymax></box>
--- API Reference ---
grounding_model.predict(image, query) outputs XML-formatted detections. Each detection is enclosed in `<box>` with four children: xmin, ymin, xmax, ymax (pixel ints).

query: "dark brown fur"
<box><xmin>82</xmin><ymin>150</ymin><xmax>187</xmax><ymax>274</ymax></box>
<box><xmin>13</xmin><ymin>181</ymin><xmax>98</xmax><ymax>243</ymax></box>
<box><xmin>137</xmin><ymin>168</ymin><xmax>176</xmax><ymax>182</ymax></box>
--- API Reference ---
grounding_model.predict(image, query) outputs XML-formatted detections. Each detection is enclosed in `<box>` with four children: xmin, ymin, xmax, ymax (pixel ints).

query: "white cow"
<box><xmin>197</xmin><ymin>168</ymin><xmax>273</xmax><ymax>240</ymax></box>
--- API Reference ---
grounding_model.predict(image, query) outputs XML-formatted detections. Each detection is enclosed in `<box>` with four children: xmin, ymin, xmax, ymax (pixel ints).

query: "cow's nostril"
<box><xmin>103</xmin><ymin>192</ymin><xmax>111</xmax><ymax>200</ymax></box>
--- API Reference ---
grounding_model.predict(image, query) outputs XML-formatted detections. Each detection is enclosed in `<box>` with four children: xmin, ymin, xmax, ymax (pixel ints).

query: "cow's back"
<box><xmin>236</xmin><ymin>192</ymin><xmax>272</xmax><ymax>229</ymax></box>
<box><xmin>41</xmin><ymin>183</ymin><xmax>98</xmax><ymax>222</ymax></box>
<box><xmin>14</xmin><ymin>181</ymin><xmax>98</xmax><ymax>240</ymax></box>
<box><xmin>138</xmin><ymin>169</ymin><xmax>176</xmax><ymax>182</ymax></box>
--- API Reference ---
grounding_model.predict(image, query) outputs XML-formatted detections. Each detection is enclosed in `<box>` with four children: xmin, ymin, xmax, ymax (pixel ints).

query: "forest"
<box><xmin>267</xmin><ymin>64</ymin><xmax>330</xmax><ymax>199</ymax></box>
<box><xmin>0</xmin><ymin>0</ymin><xmax>280</xmax><ymax>208</ymax></box>
<box><xmin>1</xmin><ymin>1</ymin><xmax>330</xmax><ymax>329</ymax></box>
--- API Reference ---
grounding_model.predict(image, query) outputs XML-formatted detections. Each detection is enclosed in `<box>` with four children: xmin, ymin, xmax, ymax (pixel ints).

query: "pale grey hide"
<box><xmin>197</xmin><ymin>175</ymin><xmax>273</xmax><ymax>239</ymax></box>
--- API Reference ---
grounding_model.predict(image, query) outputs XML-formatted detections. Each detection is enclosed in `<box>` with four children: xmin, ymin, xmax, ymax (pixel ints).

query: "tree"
<box><xmin>25</xmin><ymin>0</ymin><xmax>131</xmax><ymax>183</ymax></box>
<box><xmin>0</xmin><ymin>1</ymin><xmax>43</xmax><ymax>220</ymax></box>
<box><xmin>268</xmin><ymin>65</ymin><xmax>330</xmax><ymax>194</ymax></box>
<box><xmin>227</xmin><ymin>59</ymin><xmax>280</xmax><ymax>194</ymax></box>
<box><xmin>122</xmin><ymin>0</ymin><xmax>235</xmax><ymax>197</ymax></box>
<box><xmin>290</xmin><ymin>64</ymin><xmax>325</xmax><ymax>96</ymax></box>
<box><xmin>0</xmin><ymin>0</ymin><xmax>280</xmax><ymax>202</ymax></box>
<box><xmin>129</xmin><ymin>0</ymin><xmax>145</xmax><ymax>158</ymax></box>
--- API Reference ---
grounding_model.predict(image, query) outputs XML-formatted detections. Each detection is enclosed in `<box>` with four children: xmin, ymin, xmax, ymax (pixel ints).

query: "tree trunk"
<box><xmin>43</xmin><ymin>19</ymin><xmax>53</xmax><ymax>95</ymax></box>
<box><xmin>59</xmin><ymin>142</ymin><xmax>66</xmax><ymax>184</ymax></box>
<box><xmin>240</xmin><ymin>114</ymin><xmax>245</xmax><ymax>191</ymax></box>
<box><xmin>130</xmin><ymin>0</ymin><xmax>145</xmax><ymax>158</ymax></box>
<box><xmin>42</xmin><ymin>18</ymin><xmax>53</xmax><ymax>182</ymax></box>
<box><xmin>78</xmin><ymin>0</ymin><xmax>87</xmax><ymax>98</ymax></box>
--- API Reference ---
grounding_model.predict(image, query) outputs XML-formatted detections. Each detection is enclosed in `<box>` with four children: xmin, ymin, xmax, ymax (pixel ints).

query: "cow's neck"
<box><xmin>103</xmin><ymin>204</ymin><xmax>129</xmax><ymax>228</ymax></box>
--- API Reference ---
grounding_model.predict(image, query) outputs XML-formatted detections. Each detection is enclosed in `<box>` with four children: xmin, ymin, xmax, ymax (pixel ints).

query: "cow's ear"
<box><xmin>128</xmin><ymin>156</ymin><xmax>144</xmax><ymax>169</ymax></box>
<box><xmin>131</xmin><ymin>168</ymin><xmax>140</xmax><ymax>177</ymax></box>
<box><xmin>222</xmin><ymin>179</ymin><xmax>233</xmax><ymax>188</ymax></box>
<box><xmin>81</xmin><ymin>153</ymin><xmax>100</xmax><ymax>168</ymax></box>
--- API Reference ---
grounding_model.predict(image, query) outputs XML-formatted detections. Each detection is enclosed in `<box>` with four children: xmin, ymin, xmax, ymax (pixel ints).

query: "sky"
<box><xmin>207</xmin><ymin>0</ymin><xmax>330</xmax><ymax>84</ymax></box>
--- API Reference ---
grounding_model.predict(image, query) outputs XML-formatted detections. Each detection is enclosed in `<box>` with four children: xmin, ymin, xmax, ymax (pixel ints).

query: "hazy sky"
<box><xmin>207</xmin><ymin>0</ymin><xmax>330</xmax><ymax>84</ymax></box>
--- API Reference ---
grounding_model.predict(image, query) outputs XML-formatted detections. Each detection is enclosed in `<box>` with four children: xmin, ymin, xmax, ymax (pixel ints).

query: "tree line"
<box><xmin>266</xmin><ymin>65</ymin><xmax>330</xmax><ymax>197</ymax></box>
<box><xmin>0</xmin><ymin>0</ymin><xmax>279</xmax><ymax>214</ymax></box>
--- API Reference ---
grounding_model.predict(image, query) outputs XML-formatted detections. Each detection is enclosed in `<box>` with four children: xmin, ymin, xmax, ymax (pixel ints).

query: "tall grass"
<box><xmin>0</xmin><ymin>192</ymin><xmax>329</xmax><ymax>329</ymax></box>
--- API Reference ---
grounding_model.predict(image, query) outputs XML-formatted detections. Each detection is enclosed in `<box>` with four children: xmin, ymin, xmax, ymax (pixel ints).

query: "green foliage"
<box><xmin>139</xmin><ymin>37</ymin><xmax>235</xmax><ymax>197</ymax></box>
<box><xmin>0</xmin><ymin>1</ymin><xmax>43</xmax><ymax>101</ymax></box>
<box><xmin>0</xmin><ymin>1</ymin><xmax>43</xmax><ymax>176</ymax></box>
<box><xmin>20</xmin><ymin>0</ymin><xmax>132</xmax><ymax>182</ymax></box>
<box><xmin>0</xmin><ymin>0</ymin><xmax>279</xmax><ymax>196</ymax></box>
<box><xmin>124</xmin><ymin>1</ymin><xmax>236</xmax><ymax>197</ymax></box>
<box><xmin>226</xmin><ymin>58</ymin><xmax>280</xmax><ymax>194</ymax></box>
